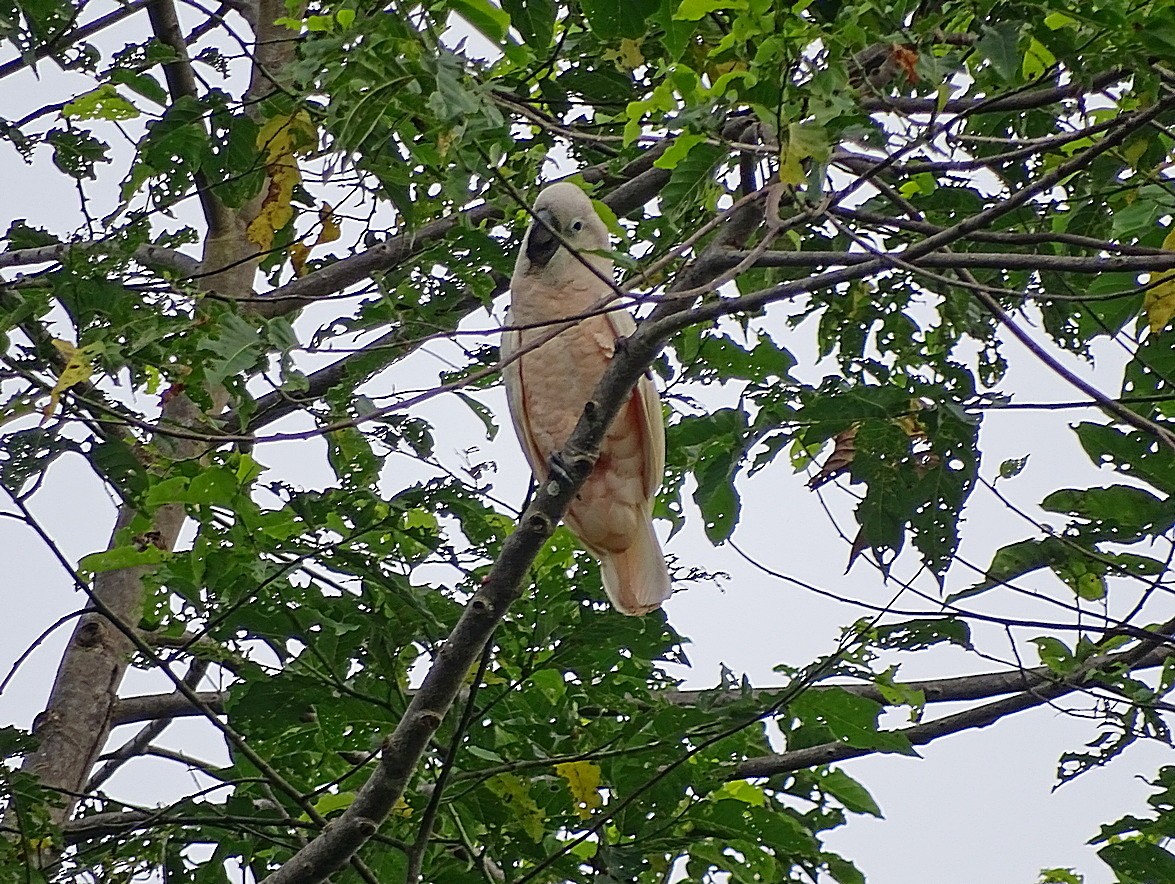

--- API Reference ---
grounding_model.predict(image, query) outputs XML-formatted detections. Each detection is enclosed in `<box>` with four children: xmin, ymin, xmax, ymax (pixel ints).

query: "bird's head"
<box><xmin>518</xmin><ymin>182</ymin><xmax>611</xmax><ymax>276</ymax></box>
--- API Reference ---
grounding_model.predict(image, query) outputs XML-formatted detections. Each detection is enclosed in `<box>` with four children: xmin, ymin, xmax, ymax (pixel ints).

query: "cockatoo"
<box><xmin>502</xmin><ymin>182</ymin><xmax>671</xmax><ymax>616</ymax></box>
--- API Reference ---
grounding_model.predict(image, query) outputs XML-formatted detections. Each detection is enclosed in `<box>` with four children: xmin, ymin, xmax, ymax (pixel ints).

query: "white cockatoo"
<box><xmin>502</xmin><ymin>182</ymin><xmax>671</xmax><ymax>616</ymax></box>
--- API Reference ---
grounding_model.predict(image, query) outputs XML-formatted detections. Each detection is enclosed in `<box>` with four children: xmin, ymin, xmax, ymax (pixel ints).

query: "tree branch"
<box><xmin>861</xmin><ymin>70</ymin><xmax>1128</xmax><ymax>115</ymax></box>
<box><xmin>0</xmin><ymin>242</ymin><xmax>201</xmax><ymax>276</ymax></box>
<box><xmin>724</xmin><ymin>248</ymin><xmax>1175</xmax><ymax>275</ymax></box>
<box><xmin>0</xmin><ymin>0</ymin><xmax>153</xmax><ymax>82</ymax></box>
<box><xmin>113</xmin><ymin>690</ymin><xmax>226</xmax><ymax>725</ymax></box>
<box><xmin>86</xmin><ymin>660</ymin><xmax>210</xmax><ymax>792</ymax></box>
<box><xmin>146</xmin><ymin>0</ymin><xmax>234</xmax><ymax>237</ymax></box>
<box><xmin>733</xmin><ymin>642</ymin><xmax>1175</xmax><ymax>780</ymax></box>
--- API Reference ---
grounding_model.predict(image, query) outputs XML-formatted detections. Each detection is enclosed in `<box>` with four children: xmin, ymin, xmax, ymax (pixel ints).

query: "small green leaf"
<box><xmin>976</xmin><ymin>22</ymin><xmax>1023</xmax><ymax>82</ymax></box>
<box><xmin>204</xmin><ymin>314</ymin><xmax>264</xmax><ymax>385</ymax></box>
<box><xmin>80</xmin><ymin>545</ymin><xmax>170</xmax><ymax>576</ymax></box>
<box><xmin>820</xmin><ymin>768</ymin><xmax>882</xmax><ymax>817</ymax></box>
<box><xmin>791</xmin><ymin>688</ymin><xmax>915</xmax><ymax>755</ymax></box>
<box><xmin>1033</xmin><ymin>636</ymin><xmax>1074</xmax><ymax>673</ymax></box>
<box><xmin>873</xmin><ymin>618</ymin><xmax>971</xmax><ymax>652</ymax></box>
<box><xmin>109</xmin><ymin>69</ymin><xmax>168</xmax><ymax>106</ymax></box>
<box><xmin>998</xmin><ymin>456</ymin><xmax>1028</xmax><ymax>479</ymax></box>
<box><xmin>312</xmin><ymin>791</ymin><xmax>356</xmax><ymax>816</ymax></box>
<box><xmin>950</xmin><ymin>538</ymin><xmax>1051</xmax><ymax>603</ymax></box>
<box><xmin>501</xmin><ymin>0</ymin><xmax>555</xmax><ymax>47</ymax></box>
<box><xmin>46</xmin><ymin>128</ymin><xmax>111</xmax><ymax>180</ymax></box>
<box><xmin>672</xmin><ymin>0</ymin><xmax>745</xmax><ymax>20</ymax></box>
<box><xmin>454</xmin><ymin>392</ymin><xmax>499</xmax><ymax>441</ymax></box>
<box><xmin>63</xmin><ymin>85</ymin><xmax>140</xmax><ymax>121</ymax></box>
<box><xmin>581</xmin><ymin>0</ymin><xmax>659</xmax><ymax>39</ymax></box>
<box><xmin>779</xmin><ymin>123</ymin><xmax>829</xmax><ymax>186</ymax></box>
<box><xmin>447</xmin><ymin>0</ymin><xmax>512</xmax><ymax>42</ymax></box>
<box><xmin>653</xmin><ymin>133</ymin><xmax>707</xmax><ymax>170</ymax></box>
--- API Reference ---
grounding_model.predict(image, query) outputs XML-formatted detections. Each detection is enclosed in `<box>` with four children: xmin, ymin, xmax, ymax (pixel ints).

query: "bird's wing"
<box><xmin>604</xmin><ymin>306</ymin><xmax>665</xmax><ymax>499</ymax></box>
<box><xmin>501</xmin><ymin>309</ymin><xmax>548</xmax><ymax>480</ymax></box>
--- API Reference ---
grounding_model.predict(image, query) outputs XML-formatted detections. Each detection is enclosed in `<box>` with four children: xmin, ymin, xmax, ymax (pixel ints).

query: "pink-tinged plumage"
<box><xmin>502</xmin><ymin>182</ymin><xmax>671</xmax><ymax>615</ymax></box>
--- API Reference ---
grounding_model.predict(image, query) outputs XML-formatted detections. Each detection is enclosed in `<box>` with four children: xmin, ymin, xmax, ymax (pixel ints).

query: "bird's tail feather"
<box><xmin>598</xmin><ymin>515</ymin><xmax>671</xmax><ymax>616</ymax></box>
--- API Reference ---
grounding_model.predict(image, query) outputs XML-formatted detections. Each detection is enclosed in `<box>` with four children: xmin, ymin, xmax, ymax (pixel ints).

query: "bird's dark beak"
<box><xmin>526</xmin><ymin>208</ymin><xmax>560</xmax><ymax>266</ymax></box>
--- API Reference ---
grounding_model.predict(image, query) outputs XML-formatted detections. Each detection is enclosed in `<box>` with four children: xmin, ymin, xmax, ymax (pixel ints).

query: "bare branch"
<box><xmin>86</xmin><ymin>660</ymin><xmax>211</xmax><ymax>792</ymax></box>
<box><xmin>723</xmin><ymin>248</ymin><xmax>1175</xmax><ymax>275</ymax></box>
<box><xmin>146</xmin><ymin>0</ymin><xmax>234</xmax><ymax>236</ymax></box>
<box><xmin>0</xmin><ymin>242</ymin><xmax>201</xmax><ymax>276</ymax></box>
<box><xmin>861</xmin><ymin>70</ymin><xmax>1128</xmax><ymax>115</ymax></box>
<box><xmin>113</xmin><ymin>690</ymin><xmax>227</xmax><ymax>725</ymax></box>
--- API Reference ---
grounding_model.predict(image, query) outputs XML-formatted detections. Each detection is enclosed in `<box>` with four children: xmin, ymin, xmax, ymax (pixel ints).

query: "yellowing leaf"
<box><xmin>487</xmin><ymin>774</ymin><xmax>544</xmax><ymax>840</ymax></box>
<box><xmin>1144</xmin><ymin>227</ymin><xmax>1175</xmax><ymax>333</ymax></box>
<box><xmin>779</xmin><ymin>123</ymin><xmax>830</xmax><ymax>187</ymax></box>
<box><xmin>289</xmin><ymin>241</ymin><xmax>310</xmax><ymax>277</ymax></box>
<box><xmin>315</xmin><ymin>202</ymin><xmax>341</xmax><ymax>245</ymax></box>
<box><xmin>246</xmin><ymin>111</ymin><xmax>318</xmax><ymax>252</ymax></box>
<box><xmin>891</xmin><ymin>45</ymin><xmax>919</xmax><ymax>83</ymax></box>
<box><xmin>808</xmin><ymin>425</ymin><xmax>858</xmax><ymax>489</ymax></box>
<box><xmin>554</xmin><ymin>760</ymin><xmax>603</xmax><ymax>819</ymax></box>
<box><xmin>42</xmin><ymin>339</ymin><xmax>98</xmax><ymax>421</ymax></box>
<box><xmin>603</xmin><ymin>37</ymin><xmax>644</xmax><ymax>71</ymax></box>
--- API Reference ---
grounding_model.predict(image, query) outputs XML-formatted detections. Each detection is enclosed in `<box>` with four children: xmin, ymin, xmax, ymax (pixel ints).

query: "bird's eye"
<box><xmin>569</xmin><ymin>219</ymin><xmax>584</xmax><ymax>232</ymax></box>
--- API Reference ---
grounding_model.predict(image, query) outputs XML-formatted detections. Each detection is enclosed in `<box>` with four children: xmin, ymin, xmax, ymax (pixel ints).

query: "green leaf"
<box><xmin>660</xmin><ymin>142</ymin><xmax>724</xmax><ymax>223</ymax></box>
<box><xmin>976</xmin><ymin>22</ymin><xmax>1023</xmax><ymax>82</ymax></box>
<box><xmin>1033</xmin><ymin>636</ymin><xmax>1075</xmax><ymax>673</ymax></box>
<box><xmin>1098</xmin><ymin>841</ymin><xmax>1175</xmax><ymax>881</ymax></box>
<box><xmin>826</xmin><ymin>856</ymin><xmax>867</xmax><ymax>884</ymax></box>
<box><xmin>187</xmin><ymin>467</ymin><xmax>239</xmax><ymax>507</ymax></box>
<box><xmin>204</xmin><ymin>314</ymin><xmax>265</xmax><ymax>385</ymax></box>
<box><xmin>820</xmin><ymin>768</ymin><xmax>882</xmax><ymax>817</ymax></box>
<box><xmin>653</xmin><ymin>132</ymin><xmax>707</xmax><ymax>170</ymax></box>
<box><xmin>63</xmin><ymin>85</ymin><xmax>140</xmax><ymax>121</ymax></box>
<box><xmin>791</xmin><ymin>688</ymin><xmax>915</xmax><ymax>755</ymax></box>
<box><xmin>447</xmin><ymin>0</ymin><xmax>512</xmax><ymax>42</ymax></box>
<box><xmin>1043</xmin><ymin>485</ymin><xmax>1175</xmax><ymax>542</ymax></box>
<box><xmin>90</xmin><ymin>438</ymin><xmax>149</xmax><ymax>498</ymax></box>
<box><xmin>580</xmin><ymin>0</ymin><xmax>659</xmax><ymax>40</ymax></box>
<box><xmin>455</xmin><ymin>391</ymin><xmax>499</xmax><ymax>440</ymax></box>
<box><xmin>694</xmin><ymin>455</ymin><xmax>741</xmax><ymax>543</ymax></box>
<box><xmin>486</xmin><ymin>774</ymin><xmax>545</xmax><ymax>841</ymax></box>
<box><xmin>1075</xmin><ymin>424</ymin><xmax>1175</xmax><ymax>496</ymax></box>
<box><xmin>46</xmin><ymin>128</ymin><xmax>111</xmax><ymax>179</ymax></box>
<box><xmin>80</xmin><ymin>545</ymin><xmax>170</xmax><ymax>576</ymax></box>
<box><xmin>109</xmin><ymin>69</ymin><xmax>168</xmax><ymax>106</ymax></box>
<box><xmin>672</xmin><ymin>0</ymin><xmax>746</xmax><ymax>20</ymax></box>
<box><xmin>501</xmin><ymin>0</ymin><xmax>555</xmax><ymax>47</ymax></box>
<box><xmin>651</xmin><ymin>0</ymin><xmax>696</xmax><ymax>59</ymax></box>
<box><xmin>950</xmin><ymin>538</ymin><xmax>1052</xmax><ymax>603</ymax></box>
<box><xmin>873</xmin><ymin>618</ymin><xmax>971</xmax><ymax>652</ymax></box>
<box><xmin>779</xmin><ymin>123</ymin><xmax>830</xmax><ymax>187</ymax></box>
<box><xmin>998</xmin><ymin>456</ymin><xmax>1028</xmax><ymax>479</ymax></box>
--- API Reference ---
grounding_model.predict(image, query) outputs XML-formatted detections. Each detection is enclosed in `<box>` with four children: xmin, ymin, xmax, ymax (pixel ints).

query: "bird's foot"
<box><xmin>547</xmin><ymin>451</ymin><xmax>577</xmax><ymax>490</ymax></box>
